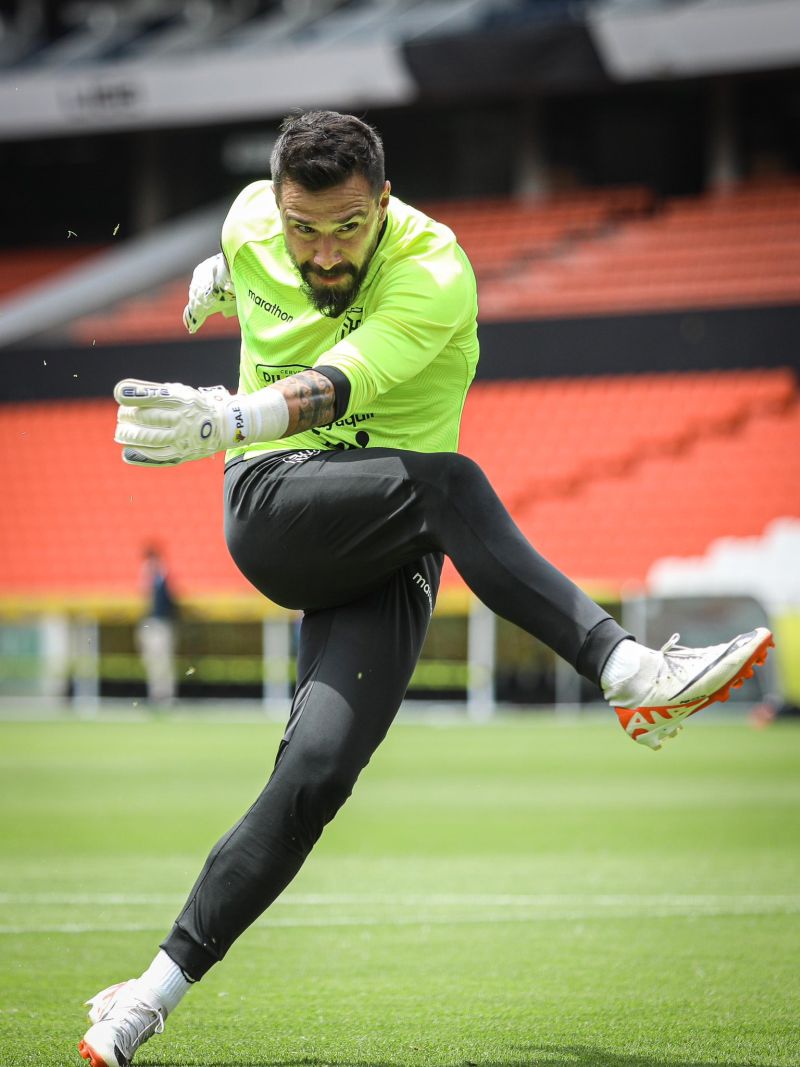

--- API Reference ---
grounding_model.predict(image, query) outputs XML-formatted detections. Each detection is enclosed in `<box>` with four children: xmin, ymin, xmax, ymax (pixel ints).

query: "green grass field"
<box><xmin>1</xmin><ymin>713</ymin><xmax>798</xmax><ymax>1067</ymax></box>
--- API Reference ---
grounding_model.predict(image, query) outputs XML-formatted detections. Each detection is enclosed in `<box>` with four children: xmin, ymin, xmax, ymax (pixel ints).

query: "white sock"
<box><xmin>139</xmin><ymin>949</ymin><xmax>193</xmax><ymax>1016</ymax></box>
<box><xmin>600</xmin><ymin>639</ymin><xmax>644</xmax><ymax>694</ymax></box>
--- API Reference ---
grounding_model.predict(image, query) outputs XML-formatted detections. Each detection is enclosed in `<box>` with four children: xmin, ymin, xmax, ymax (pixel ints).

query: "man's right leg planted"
<box><xmin>78</xmin><ymin>552</ymin><xmax>440</xmax><ymax>1067</ymax></box>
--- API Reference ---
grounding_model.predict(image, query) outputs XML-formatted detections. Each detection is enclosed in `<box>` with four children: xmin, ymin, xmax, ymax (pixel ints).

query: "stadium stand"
<box><xmin>70</xmin><ymin>277</ymin><xmax>240</xmax><ymax>345</ymax></box>
<box><xmin>0</xmin><ymin>0</ymin><xmax>586</xmax><ymax>70</ymax></box>
<box><xmin>513</xmin><ymin>392</ymin><xmax>800</xmax><ymax>584</ymax></box>
<box><xmin>650</xmin><ymin>517</ymin><xmax>800</xmax><ymax>612</ymax></box>
<box><xmin>457</xmin><ymin>368</ymin><xmax>797</xmax><ymax>510</ymax></box>
<box><xmin>2</xmin><ymin>368</ymin><xmax>796</xmax><ymax>603</ymax></box>
<box><xmin>57</xmin><ymin>178</ymin><xmax>800</xmax><ymax>345</ymax></box>
<box><xmin>479</xmin><ymin>178</ymin><xmax>800</xmax><ymax>318</ymax></box>
<box><xmin>64</xmin><ymin>186</ymin><xmax>653</xmax><ymax>345</ymax></box>
<box><xmin>0</xmin><ymin>246</ymin><xmax>103</xmax><ymax>301</ymax></box>
<box><xmin>420</xmin><ymin>186</ymin><xmax>654</xmax><ymax>277</ymax></box>
<box><xmin>0</xmin><ymin>201</ymin><xmax>228</xmax><ymax>349</ymax></box>
<box><xmin>0</xmin><ymin>398</ymin><xmax>248</xmax><ymax>599</ymax></box>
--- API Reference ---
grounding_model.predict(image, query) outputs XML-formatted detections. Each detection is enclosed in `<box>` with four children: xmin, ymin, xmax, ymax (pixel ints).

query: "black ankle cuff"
<box><xmin>576</xmin><ymin>618</ymin><xmax>634</xmax><ymax>686</ymax></box>
<box><xmin>159</xmin><ymin>924</ymin><xmax>219</xmax><ymax>982</ymax></box>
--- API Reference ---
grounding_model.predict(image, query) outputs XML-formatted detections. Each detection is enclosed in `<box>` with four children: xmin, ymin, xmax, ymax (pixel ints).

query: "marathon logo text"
<box><xmin>248</xmin><ymin>290</ymin><xmax>294</xmax><ymax>322</ymax></box>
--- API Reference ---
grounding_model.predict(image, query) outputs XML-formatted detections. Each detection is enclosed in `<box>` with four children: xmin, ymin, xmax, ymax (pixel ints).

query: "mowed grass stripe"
<box><xmin>4</xmin><ymin>902</ymin><xmax>800</xmax><ymax>935</ymax></box>
<box><xmin>3</xmin><ymin>891</ymin><xmax>800</xmax><ymax>911</ymax></box>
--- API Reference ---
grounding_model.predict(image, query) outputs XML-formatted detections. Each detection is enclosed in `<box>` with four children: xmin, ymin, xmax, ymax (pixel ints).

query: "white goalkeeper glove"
<box><xmin>183</xmin><ymin>252</ymin><xmax>237</xmax><ymax>334</ymax></box>
<box><xmin>114</xmin><ymin>378</ymin><xmax>289</xmax><ymax>467</ymax></box>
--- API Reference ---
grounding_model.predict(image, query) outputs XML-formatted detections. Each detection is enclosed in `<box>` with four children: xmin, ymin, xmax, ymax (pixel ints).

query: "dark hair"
<box><xmin>270</xmin><ymin>110</ymin><xmax>385</xmax><ymax>197</ymax></box>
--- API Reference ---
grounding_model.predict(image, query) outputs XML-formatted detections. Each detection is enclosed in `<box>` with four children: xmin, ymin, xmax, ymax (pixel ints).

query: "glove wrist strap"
<box><xmin>223</xmin><ymin>390</ymin><xmax>289</xmax><ymax>448</ymax></box>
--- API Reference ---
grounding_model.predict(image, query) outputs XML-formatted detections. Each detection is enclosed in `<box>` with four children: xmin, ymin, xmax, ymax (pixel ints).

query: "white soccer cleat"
<box><xmin>78</xmin><ymin>980</ymin><xmax>166</xmax><ymax>1067</ymax></box>
<box><xmin>613</xmin><ymin>628</ymin><xmax>774</xmax><ymax>750</ymax></box>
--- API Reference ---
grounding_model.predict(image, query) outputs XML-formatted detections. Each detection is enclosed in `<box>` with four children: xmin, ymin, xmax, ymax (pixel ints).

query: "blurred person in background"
<box><xmin>137</xmin><ymin>545</ymin><xmax>178</xmax><ymax>706</ymax></box>
<box><xmin>78</xmin><ymin>110</ymin><xmax>773</xmax><ymax>1067</ymax></box>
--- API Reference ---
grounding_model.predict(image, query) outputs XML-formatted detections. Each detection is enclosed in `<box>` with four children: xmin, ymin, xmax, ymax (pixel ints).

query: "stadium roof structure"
<box><xmin>0</xmin><ymin>0</ymin><xmax>799</xmax><ymax>139</ymax></box>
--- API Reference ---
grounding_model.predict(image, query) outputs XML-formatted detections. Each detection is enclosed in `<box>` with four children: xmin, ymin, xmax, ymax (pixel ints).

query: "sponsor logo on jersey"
<box><xmin>323</xmin><ymin>431</ymin><xmax>371</xmax><ymax>450</ymax></box>
<box><xmin>255</xmin><ymin>363</ymin><xmax>311</xmax><ymax>386</ymax></box>
<box><xmin>310</xmin><ymin>411</ymin><xmax>374</xmax><ymax>450</ymax></box>
<box><xmin>336</xmin><ymin>306</ymin><xmax>363</xmax><ymax>341</ymax></box>
<box><xmin>247</xmin><ymin>289</ymin><xmax>294</xmax><ymax>322</ymax></box>
<box><xmin>311</xmin><ymin>412</ymin><xmax>375</xmax><ymax>433</ymax></box>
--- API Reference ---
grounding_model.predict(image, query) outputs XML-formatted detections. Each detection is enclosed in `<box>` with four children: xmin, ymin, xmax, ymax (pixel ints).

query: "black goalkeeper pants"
<box><xmin>162</xmin><ymin>447</ymin><xmax>631</xmax><ymax>979</ymax></box>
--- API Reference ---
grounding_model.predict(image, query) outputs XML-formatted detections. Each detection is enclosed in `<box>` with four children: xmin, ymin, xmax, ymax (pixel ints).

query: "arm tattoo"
<box><xmin>272</xmin><ymin>370</ymin><xmax>337</xmax><ymax>435</ymax></box>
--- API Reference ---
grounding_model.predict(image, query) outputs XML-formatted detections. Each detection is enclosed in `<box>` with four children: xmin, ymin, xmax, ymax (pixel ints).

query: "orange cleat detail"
<box><xmin>78</xmin><ymin>1039</ymin><xmax>110</xmax><ymax>1067</ymax></box>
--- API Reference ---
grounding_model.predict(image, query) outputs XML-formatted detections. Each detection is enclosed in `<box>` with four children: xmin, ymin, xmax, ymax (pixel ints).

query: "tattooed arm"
<box><xmin>113</xmin><ymin>368</ymin><xmax>341</xmax><ymax>467</ymax></box>
<box><xmin>269</xmin><ymin>370</ymin><xmax>337</xmax><ymax>436</ymax></box>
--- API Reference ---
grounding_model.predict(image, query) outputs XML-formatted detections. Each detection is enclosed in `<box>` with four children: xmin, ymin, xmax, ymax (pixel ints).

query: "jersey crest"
<box><xmin>336</xmin><ymin>306</ymin><xmax>364</xmax><ymax>342</ymax></box>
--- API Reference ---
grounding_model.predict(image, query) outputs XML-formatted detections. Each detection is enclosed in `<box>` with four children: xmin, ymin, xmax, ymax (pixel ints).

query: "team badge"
<box><xmin>337</xmin><ymin>306</ymin><xmax>364</xmax><ymax>341</ymax></box>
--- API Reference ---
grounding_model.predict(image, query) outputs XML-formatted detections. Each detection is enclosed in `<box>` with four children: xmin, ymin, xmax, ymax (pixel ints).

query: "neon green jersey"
<box><xmin>221</xmin><ymin>181</ymin><xmax>479</xmax><ymax>461</ymax></box>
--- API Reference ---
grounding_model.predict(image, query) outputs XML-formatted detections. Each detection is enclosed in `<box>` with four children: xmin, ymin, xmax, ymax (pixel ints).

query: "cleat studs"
<box><xmin>77</xmin><ymin>1040</ymin><xmax>106</xmax><ymax>1067</ymax></box>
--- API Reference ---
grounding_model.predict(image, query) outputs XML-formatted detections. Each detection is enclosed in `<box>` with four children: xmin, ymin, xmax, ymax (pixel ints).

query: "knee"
<box><xmin>303</xmin><ymin>740</ymin><xmax>357</xmax><ymax>797</ymax></box>
<box><xmin>437</xmin><ymin>452</ymin><xmax>487</xmax><ymax>505</ymax></box>
<box><xmin>288</xmin><ymin>738</ymin><xmax>361</xmax><ymax>831</ymax></box>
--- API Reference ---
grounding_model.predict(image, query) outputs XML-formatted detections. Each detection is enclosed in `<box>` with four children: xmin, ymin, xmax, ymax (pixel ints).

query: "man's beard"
<box><xmin>297</xmin><ymin>259</ymin><xmax>370</xmax><ymax>318</ymax></box>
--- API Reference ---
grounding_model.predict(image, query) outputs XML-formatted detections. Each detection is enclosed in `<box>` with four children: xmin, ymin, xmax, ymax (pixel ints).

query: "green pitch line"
<box><xmin>0</xmin><ymin>716</ymin><xmax>798</xmax><ymax>1066</ymax></box>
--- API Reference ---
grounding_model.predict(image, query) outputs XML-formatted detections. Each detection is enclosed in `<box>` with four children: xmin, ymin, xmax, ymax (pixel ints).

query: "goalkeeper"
<box><xmin>78</xmin><ymin>110</ymin><xmax>772</xmax><ymax>1067</ymax></box>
